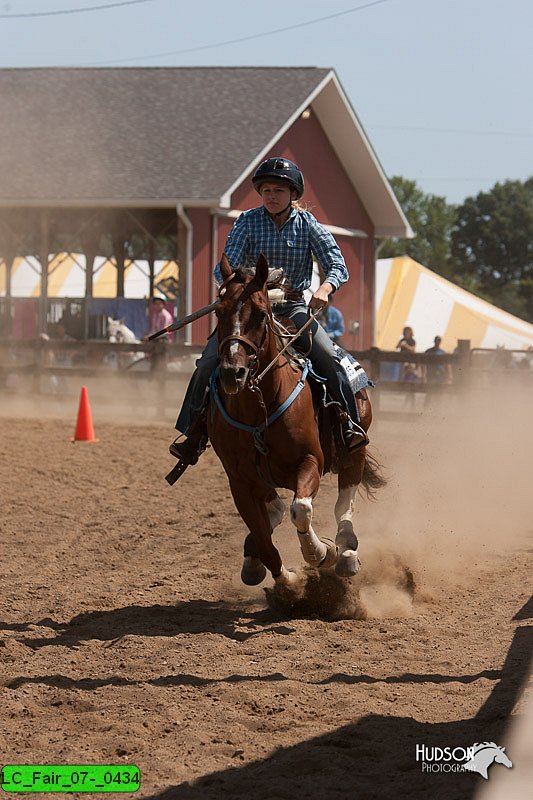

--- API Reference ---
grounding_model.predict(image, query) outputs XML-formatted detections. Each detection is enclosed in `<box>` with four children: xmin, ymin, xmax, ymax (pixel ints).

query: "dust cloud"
<box><xmin>265</xmin><ymin>383</ymin><xmax>532</xmax><ymax>620</ymax></box>
<box><xmin>353</xmin><ymin>384</ymin><xmax>532</xmax><ymax>609</ymax></box>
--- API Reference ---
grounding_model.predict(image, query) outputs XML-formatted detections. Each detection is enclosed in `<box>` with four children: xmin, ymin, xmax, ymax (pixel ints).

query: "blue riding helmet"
<box><xmin>252</xmin><ymin>157</ymin><xmax>305</xmax><ymax>199</ymax></box>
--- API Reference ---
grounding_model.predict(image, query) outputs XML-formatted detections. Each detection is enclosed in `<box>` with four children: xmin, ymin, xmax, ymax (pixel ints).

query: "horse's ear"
<box><xmin>254</xmin><ymin>253</ymin><xmax>269</xmax><ymax>289</ymax></box>
<box><xmin>107</xmin><ymin>316</ymin><xmax>112</xmax><ymax>324</ymax></box>
<box><xmin>220</xmin><ymin>253</ymin><xmax>232</xmax><ymax>280</ymax></box>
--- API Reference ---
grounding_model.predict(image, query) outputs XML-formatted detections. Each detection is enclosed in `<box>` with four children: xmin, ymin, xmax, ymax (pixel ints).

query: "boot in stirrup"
<box><xmin>341</xmin><ymin>417</ymin><xmax>369</xmax><ymax>451</ymax></box>
<box><xmin>166</xmin><ymin>413</ymin><xmax>208</xmax><ymax>485</ymax></box>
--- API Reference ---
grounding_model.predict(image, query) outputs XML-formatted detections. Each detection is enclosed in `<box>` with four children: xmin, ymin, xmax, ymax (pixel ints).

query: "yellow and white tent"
<box><xmin>0</xmin><ymin>254</ymin><xmax>179</xmax><ymax>299</ymax></box>
<box><xmin>376</xmin><ymin>256</ymin><xmax>533</xmax><ymax>352</ymax></box>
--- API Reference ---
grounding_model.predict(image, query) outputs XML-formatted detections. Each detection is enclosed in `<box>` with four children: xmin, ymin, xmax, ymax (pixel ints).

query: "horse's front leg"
<box><xmin>291</xmin><ymin>454</ymin><xmax>337</xmax><ymax>569</ymax></box>
<box><xmin>241</xmin><ymin>492</ymin><xmax>286</xmax><ymax>585</ymax></box>
<box><xmin>229</xmin><ymin>483</ymin><xmax>294</xmax><ymax>586</ymax></box>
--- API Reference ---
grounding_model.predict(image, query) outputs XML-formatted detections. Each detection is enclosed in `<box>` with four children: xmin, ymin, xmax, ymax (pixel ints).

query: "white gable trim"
<box><xmin>219</xmin><ymin>71</ymin><xmax>335</xmax><ymax>207</ymax></box>
<box><xmin>219</xmin><ymin>70</ymin><xmax>412</xmax><ymax>239</ymax></box>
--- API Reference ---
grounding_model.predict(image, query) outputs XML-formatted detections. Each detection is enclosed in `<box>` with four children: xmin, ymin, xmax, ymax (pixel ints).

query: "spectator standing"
<box><xmin>424</xmin><ymin>335</ymin><xmax>451</xmax><ymax>384</ymax></box>
<box><xmin>396</xmin><ymin>326</ymin><xmax>418</xmax><ymax>383</ymax></box>
<box><xmin>145</xmin><ymin>295</ymin><xmax>173</xmax><ymax>342</ymax></box>
<box><xmin>318</xmin><ymin>297</ymin><xmax>345</xmax><ymax>345</ymax></box>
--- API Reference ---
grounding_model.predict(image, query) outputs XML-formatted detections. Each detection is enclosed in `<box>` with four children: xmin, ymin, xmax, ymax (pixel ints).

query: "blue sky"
<box><xmin>1</xmin><ymin>0</ymin><xmax>531</xmax><ymax>205</ymax></box>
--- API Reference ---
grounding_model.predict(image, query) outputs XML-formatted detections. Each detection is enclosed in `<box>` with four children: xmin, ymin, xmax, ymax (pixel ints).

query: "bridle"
<box><xmin>216</xmin><ymin>272</ymin><xmax>271</xmax><ymax>380</ymax></box>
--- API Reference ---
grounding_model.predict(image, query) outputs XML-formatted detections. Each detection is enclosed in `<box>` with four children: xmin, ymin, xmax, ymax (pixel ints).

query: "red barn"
<box><xmin>0</xmin><ymin>68</ymin><xmax>411</xmax><ymax>345</ymax></box>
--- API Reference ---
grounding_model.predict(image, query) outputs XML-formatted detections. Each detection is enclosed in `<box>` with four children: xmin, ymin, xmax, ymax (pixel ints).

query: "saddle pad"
<box><xmin>335</xmin><ymin>345</ymin><xmax>375</xmax><ymax>393</ymax></box>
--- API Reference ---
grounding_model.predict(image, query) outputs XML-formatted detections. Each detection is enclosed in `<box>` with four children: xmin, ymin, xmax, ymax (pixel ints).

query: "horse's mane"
<box><xmin>228</xmin><ymin>261</ymin><xmax>302</xmax><ymax>364</ymax></box>
<box><xmin>231</xmin><ymin>263</ymin><xmax>292</xmax><ymax>297</ymax></box>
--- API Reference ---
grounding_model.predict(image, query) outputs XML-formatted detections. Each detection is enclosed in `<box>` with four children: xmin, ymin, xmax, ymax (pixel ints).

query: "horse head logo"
<box><xmin>463</xmin><ymin>742</ymin><xmax>513</xmax><ymax>780</ymax></box>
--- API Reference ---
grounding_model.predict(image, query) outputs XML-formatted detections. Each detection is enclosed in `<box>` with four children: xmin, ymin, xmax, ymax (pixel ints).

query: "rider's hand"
<box><xmin>309</xmin><ymin>282</ymin><xmax>334</xmax><ymax>310</ymax></box>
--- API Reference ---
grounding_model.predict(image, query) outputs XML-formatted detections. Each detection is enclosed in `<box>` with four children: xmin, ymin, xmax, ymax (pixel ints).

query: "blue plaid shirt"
<box><xmin>214</xmin><ymin>206</ymin><xmax>348</xmax><ymax>291</ymax></box>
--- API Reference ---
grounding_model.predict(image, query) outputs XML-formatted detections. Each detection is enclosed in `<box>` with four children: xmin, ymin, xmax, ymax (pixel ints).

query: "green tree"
<box><xmin>450</xmin><ymin>179</ymin><xmax>533</xmax><ymax>321</ymax></box>
<box><xmin>379</xmin><ymin>176</ymin><xmax>457</xmax><ymax>274</ymax></box>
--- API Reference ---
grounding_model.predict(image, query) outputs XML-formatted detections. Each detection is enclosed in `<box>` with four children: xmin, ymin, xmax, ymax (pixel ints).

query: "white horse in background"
<box><xmin>106</xmin><ymin>317</ymin><xmax>144</xmax><ymax>369</ymax></box>
<box><xmin>107</xmin><ymin>317</ymin><xmax>138</xmax><ymax>344</ymax></box>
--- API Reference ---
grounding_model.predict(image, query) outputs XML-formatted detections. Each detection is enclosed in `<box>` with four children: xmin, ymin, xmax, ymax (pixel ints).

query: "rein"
<box><xmin>255</xmin><ymin>309</ymin><xmax>319</xmax><ymax>383</ymax></box>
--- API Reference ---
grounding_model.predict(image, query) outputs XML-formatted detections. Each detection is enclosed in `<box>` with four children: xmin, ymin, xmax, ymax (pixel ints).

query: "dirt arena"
<box><xmin>0</xmin><ymin>382</ymin><xmax>531</xmax><ymax>799</ymax></box>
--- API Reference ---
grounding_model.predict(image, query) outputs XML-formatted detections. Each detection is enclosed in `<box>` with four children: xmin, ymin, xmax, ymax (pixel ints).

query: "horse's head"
<box><xmin>107</xmin><ymin>317</ymin><xmax>137</xmax><ymax>344</ymax></box>
<box><xmin>215</xmin><ymin>253</ymin><xmax>270</xmax><ymax>395</ymax></box>
<box><xmin>107</xmin><ymin>317</ymin><xmax>123</xmax><ymax>343</ymax></box>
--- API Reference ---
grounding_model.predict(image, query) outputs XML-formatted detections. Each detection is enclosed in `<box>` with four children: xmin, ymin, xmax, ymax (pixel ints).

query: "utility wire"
<box><xmin>370</xmin><ymin>124</ymin><xmax>533</xmax><ymax>138</ymax></box>
<box><xmin>82</xmin><ymin>0</ymin><xmax>392</xmax><ymax>66</ymax></box>
<box><xmin>0</xmin><ymin>0</ymin><xmax>153</xmax><ymax>18</ymax></box>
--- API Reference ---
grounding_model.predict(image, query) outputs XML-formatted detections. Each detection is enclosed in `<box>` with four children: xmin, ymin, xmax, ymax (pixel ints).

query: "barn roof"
<box><xmin>0</xmin><ymin>67</ymin><xmax>411</xmax><ymax>237</ymax></box>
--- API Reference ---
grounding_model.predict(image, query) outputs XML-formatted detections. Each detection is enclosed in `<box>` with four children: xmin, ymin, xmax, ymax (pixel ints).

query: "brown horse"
<box><xmin>209</xmin><ymin>253</ymin><xmax>384</xmax><ymax>588</ymax></box>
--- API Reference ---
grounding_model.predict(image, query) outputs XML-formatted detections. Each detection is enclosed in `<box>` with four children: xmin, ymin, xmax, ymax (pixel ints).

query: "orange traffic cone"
<box><xmin>73</xmin><ymin>386</ymin><xmax>98</xmax><ymax>442</ymax></box>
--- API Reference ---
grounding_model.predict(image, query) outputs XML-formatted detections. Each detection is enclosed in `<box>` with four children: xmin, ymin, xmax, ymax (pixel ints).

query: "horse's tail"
<box><xmin>360</xmin><ymin>450</ymin><xmax>387</xmax><ymax>500</ymax></box>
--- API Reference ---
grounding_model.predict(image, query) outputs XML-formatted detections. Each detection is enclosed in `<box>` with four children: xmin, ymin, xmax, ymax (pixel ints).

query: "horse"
<box><xmin>106</xmin><ymin>317</ymin><xmax>144</xmax><ymax>369</ymax></box>
<box><xmin>106</xmin><ymin>317</ymin><xmax>139</xmax><ymax>345</ymax></box>
<box><xmin>208</xmin><ymin>253</ymin><xmax>384</xmax><ymax>589</ymax></box>
<box><xmin>463</xmin><ymin>742</ymin><xmax>513</xmax><ymax>779</ymax></box>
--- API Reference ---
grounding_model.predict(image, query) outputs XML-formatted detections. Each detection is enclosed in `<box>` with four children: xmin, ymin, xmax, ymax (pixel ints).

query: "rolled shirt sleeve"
<box><xmin>307</xmin><ymin>214</ymin><xmax>348</xmax><ymax>290</ymax></box>
<box><xmin>214</xmin><ymin>213</ymin><xmax>249</xmax><ymax>284</ymax></box>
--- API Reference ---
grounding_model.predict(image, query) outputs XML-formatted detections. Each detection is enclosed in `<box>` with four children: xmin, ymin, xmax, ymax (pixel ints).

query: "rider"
<box><xmin>169</xmin><ymin>156</ymin><xmax>369</xmax><ymax>468</ymax></box>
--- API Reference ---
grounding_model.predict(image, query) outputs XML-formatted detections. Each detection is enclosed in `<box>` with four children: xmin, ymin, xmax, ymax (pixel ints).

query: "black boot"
<box><xmin>169</xmin><ymin>411</ymin><xmax>208</xmax><ymax>465</ymax></box>
<box><xmin>341</xmin><ymin>418</ymin><xmax>369</xmax><ymax>451</ymax></box>
<box><xmin>166</xmin><ymin>412</ymin><xmax>208</xmax><ymax>485</ymax></box>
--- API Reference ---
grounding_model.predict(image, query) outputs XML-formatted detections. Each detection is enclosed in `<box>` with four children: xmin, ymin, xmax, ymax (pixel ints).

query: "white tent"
<box><xmin>376</xmin><ymin>256</ymin><xmax>533</xmax><ymax>352</ymax></box>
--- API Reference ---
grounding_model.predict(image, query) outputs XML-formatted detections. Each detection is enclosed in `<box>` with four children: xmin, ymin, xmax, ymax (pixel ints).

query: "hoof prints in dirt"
<box><xmin>264</xmin><ymin>556</ymin><xmax>416</xmax><ymax>621</ymax></box>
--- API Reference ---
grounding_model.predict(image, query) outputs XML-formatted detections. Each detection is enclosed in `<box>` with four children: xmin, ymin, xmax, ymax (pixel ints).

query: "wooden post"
<box><xmin>455</xmin><ymin>339</ymin><xmax>471</xmax><ymax>389</ymax></box>
<box><xmin>39</xmin><ymin>210</ymin><xmax>50</xmax><ymax>335</ymax></box>
<box><xmin>111</xmin><ymin>215</ymin><xmax>125</xmax><ymax>298</ymax></box>
<box><xmin>2</xmin><ymin>245</ymin><xmax>15</xmax><ymax>338</ymax></box>
<box><xmin>368</xmin><ymin>346</ymin><xmax>381</xmax><ymax>413</ymax></box>
<box><xmin>148</xmin><ymin>237</ymin><xmax>155</xmax><ymax>298</ymax></box>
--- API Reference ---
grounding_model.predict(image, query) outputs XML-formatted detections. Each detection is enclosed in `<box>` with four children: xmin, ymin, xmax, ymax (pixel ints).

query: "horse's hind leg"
<box><xmin>335</xmin><ymin>450</ymin><xmax>365</xmax><ymax>577</ymax></box>
<box><xmin>291</xmin><ymin>455</ymin><xmax>337</xmax><ymax>569</ymax></box>
<box><xmin>241</xmin><ymin>492</ymin><xmax>286</xmax><ymax>585</ymax></box>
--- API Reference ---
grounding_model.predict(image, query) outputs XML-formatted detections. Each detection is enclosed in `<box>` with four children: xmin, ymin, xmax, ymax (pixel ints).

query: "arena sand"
<box><xmin>0</xmin><ymin>381</ymin><xmax>531</xmax><ymax>799</ymax></box>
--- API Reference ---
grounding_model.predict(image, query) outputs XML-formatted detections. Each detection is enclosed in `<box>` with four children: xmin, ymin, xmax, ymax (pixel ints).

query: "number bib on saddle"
<box><xmin>332</xmin><ymin>343</ymin><xmax>373</xmax><ymax>394</ymax></box>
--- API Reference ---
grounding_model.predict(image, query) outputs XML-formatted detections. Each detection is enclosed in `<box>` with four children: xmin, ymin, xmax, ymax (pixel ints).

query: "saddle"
<box><xmin>305</xmin><ymin>365</ymin><xmax>368</xmax><ymax>474</ymax></box>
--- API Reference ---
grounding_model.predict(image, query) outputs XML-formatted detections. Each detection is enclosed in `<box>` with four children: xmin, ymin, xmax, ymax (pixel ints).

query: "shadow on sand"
<box><xmin>6</xmin><ymin>596</ymin><xmax>531</xmax><ymax>800</ymax></box>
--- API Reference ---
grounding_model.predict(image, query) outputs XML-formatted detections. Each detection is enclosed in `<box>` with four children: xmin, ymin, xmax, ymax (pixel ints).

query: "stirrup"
<box><xmin>169</xmin><ymin>437</ymin><xmax>200</xmax><ymax>464</ymax></box>
<box><xmin>342</xmin><ymin>422</ymin><xmax>369</xmax><ymax>452</ymax></box>
<box><xmin>165</xmin><ymin>458</ymin><xmax>191</xmax><ymax>486</ymax></box>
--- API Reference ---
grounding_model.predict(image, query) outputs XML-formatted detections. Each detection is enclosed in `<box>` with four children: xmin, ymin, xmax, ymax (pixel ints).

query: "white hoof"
<box><xmin>335</xmin><ymin>549</ymin><xmax>361</xmax><ymax>578</ymax></box>
<box><xmin>274</xmin><ymin>566</ymin><xmax>299</xmax><ymax>587</ymax></box>
<box><xmin>241</xmin><ymin>557</ymin><xmax>267</xmax><ymax>586</ymax></box>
